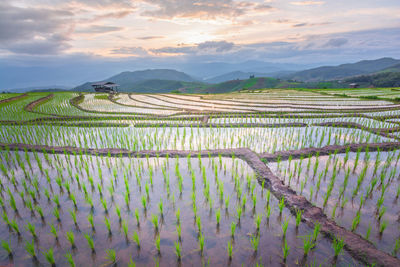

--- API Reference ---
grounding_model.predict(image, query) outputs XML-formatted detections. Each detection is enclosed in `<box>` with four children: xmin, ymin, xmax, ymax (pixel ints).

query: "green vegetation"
<box><xmin>0</xmin><ymin>89</ymin><xmax>399</xmax><ymax>267</ymax></box>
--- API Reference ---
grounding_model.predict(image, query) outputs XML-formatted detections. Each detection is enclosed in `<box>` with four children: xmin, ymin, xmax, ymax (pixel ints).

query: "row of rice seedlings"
<box><xmin>80</xmin><ymin>94</ymin><xmax>179</xmax><ymax>115</ymax></box>
<box><xmin>209</xmin><ymin>114</ymin><xmax>397</xmax><ymax>129</ymax></box>
<box><xmin>148</xmin><ymin>92</ymin><xmax>397</xmax><ymax>113</ymax></box>
<box><xmin>0</xmin><ymin>93</ymin><xmax>49</xmax><ymax>121</ymax></box>
<box><xmin>272</xmin><ymin>148</ymin><xmax>400</xmax><ymax>255</ymax></box>
<box><xmin>0</xmin><ymin>150</ymin><xmax>355</xmax><ymax>266</ymax></box>
<box><xmin>0</xmin><ymin>124</ymin><xmax>391</xmax><ymax>153</ymax></box>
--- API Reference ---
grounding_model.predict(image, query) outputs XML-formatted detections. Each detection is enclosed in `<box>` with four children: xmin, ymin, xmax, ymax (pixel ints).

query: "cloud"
<box><xmin>0</xmin><ymin>2</ymin><xmax>74</xmax><ymax>55</ymax></box>
<box><xmin>140</xmin><ymin>0</ymin><xmax>274</xmax><ymax>20</ymax></box>
<box><xmin>137</xmin><ymin>36</ymin><xmax>164</xmax><ymax>40</ymax></box>
<box><xmin>110</xmin><ymin>46</ymin><xmax>149</xmax><ymax>56</ymax></box>
<box><xmin>198</xmin><ymin>41</ymin><xmax>234</xmax><ymax>52</ymax></box>
<box><xmin>293</xmin><ymin>23</ymin><xmax>308</xmax><ymax>27</ymax></box>
<box><xmin>5</xmin><ymin>35</ymin><xmax>72</xmax><ymax>55</ymax></box>
<box><xmin>75</xmin><ymin>25</ymin><xmax>124</xmax><ymax>34</ymax></box>
<box><xmin>43</xmin><ymin>0</ymin><xmax>134</xmax><ymax>9</ymax></box>
<box><xmin>88</xmin><ymin>10</ymin><xmax>133</xmax><ymax>22</ymax></box>
<box><xmin>324</xmin><ymin>38</ymin><xmax>348</xmax><ymax>48</ymax></box>
<box><xmin>290</xmin><ymin>1</ymin><xmax>324</xmax><ymax>6</ymax></box>
<box><xmin>151</xmin><ymin>40</ymin><xmax>235</xmax><ymax>55</ymax></box>
<box><xmin>292</xmin><ymin>22</ymin><xmax>331</xmax><ymax>27</ymax></box>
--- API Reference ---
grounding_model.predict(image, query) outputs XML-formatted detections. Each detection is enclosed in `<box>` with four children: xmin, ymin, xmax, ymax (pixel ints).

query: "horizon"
<box><xmin>1</xmin><ymin>0</ymin><xmax>400</xmax><ymax>89</ymax></box>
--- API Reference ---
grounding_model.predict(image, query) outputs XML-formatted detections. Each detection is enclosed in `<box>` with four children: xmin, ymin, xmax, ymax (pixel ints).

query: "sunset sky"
<box><xmin>1</xmin><ymin>0</ymin><xmax>400</xmax><ymax>87</ymax></box>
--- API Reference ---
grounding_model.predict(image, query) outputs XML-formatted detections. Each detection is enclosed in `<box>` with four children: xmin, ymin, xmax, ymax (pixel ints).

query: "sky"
<box><xmin>0</xmin><ymin>0</ymin><xmax>400</xmax><ymax>88</ymax></box>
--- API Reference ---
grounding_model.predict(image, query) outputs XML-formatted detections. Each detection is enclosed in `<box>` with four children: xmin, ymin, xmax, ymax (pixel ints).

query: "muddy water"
<box><xmin>0</xmin><ymin>151</ymin><xmax>360</xmax><ymax>266</ymax></box>
<box><xmin>270</xmin><ymin>150</ymin><xmax>400</xmax><ymax>257</ymax></box>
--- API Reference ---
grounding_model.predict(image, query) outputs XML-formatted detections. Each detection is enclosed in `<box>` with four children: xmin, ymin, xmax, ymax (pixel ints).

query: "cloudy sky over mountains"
<box><xmin>1</xmin><ymin>0</ymin><xmax>399</xmax><ymax>87</ymax></box>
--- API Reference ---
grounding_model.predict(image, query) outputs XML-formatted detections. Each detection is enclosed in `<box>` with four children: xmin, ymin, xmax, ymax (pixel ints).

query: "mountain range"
<box><xmin>284</xmin><ymin>57</ymin><xmax>400</xmax><ymax>82</ymax></box>
<box><xmin>6</xmin><ymin>57</ymin><xmax>400</xmax><ymax>93</ymax></box>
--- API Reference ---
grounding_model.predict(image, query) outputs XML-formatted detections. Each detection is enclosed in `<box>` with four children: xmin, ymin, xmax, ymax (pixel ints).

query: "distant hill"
<box><xmin>72</xmin><ymin>59</ymin><xmax>400</xmax><ymax>94</ymax></box>
<box><xmin>74</xmin><ymin>69</ymin><xmax>198</xmax><ymax>91</ymax></box>
<box><xmin>184</xmin><ymin>76</ymin><xmax>349</xmax><ymax>93</ymax></box>
<box><xmin>379</xmin><ymin>63</ymin><xmax>400</xmax><ymax>73</ymax></box>
<box><xmin>116</xmin><ymin>79</ymin><xmax>205</xmax><ymax>93</ymax></box>
<box><xmin>204</xmin><ymin>70</ymin><xmax>296</xmax><ymax>83</ymax></box>
<box><xmin>186</xmin><ymin>77</ymin><xmax>285</xmax><ymax>93</ymax></box>
<box><xmin>345</xmin><ymin>72</ymin><xmax>400</xmax><ymax>87</ymax></box>
<box><xmin>6</xmin><ymin>85</ymin><xmax>71</xmax><ymax>93</ymax></box>
<box><xmin>285</xmin><ymin>57</ymin><xmax>400</xmax><ymax>82</ymax></box>
<box><xmin>204</xmin><ymin>71</ymin><xmax>268</xmax><ymax>84</ymax></box>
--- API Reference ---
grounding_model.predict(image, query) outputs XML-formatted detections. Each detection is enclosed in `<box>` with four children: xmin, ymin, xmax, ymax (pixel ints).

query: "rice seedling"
<box><xmin>174</xmin><ymin>241</ymin><xmax>182</xmax><ymax>260</ymax></box>
<box><xmin>135</xmin><ymin>208</ymin><xmax>140</xmax><ymax>226</ymax></box>
<box><xmin>282</xmin><ymin>218</ymin><xmax>289</xmax><ymax>238</ymax></box>
<box><xmin>158</xmin><ymin>200</ymin><xmax>163</xmax><ymax>217</ymax></box>
<box><xmin>236</xmin><ymin>206</ymin><xmax>242</xmax><ymax>222</ymax></box>
<box><xmin>302</xmin><ymin>235</ymin><xmax>316</xmax><ymax>257</ymax></box>
<box><xmin>65</xmin><ymin>252</ymin><xmax>75</xmax><ymax>267</ymax></box>
<box><xmin>25</xmin><ymin>222</ymin><xmax>37</xmax><ymax>239</ymax></box>
<box><xmin>104</xmin><ymin>217</ymin><xmax>112</xmax><ymax>235</ymax></box>
<box><xmin>87</xmin><ymin>213</ymin><xmax>95</xmax><ymax>230</ymax></box>
<box><xmin>101</xmin><ymin>197</ymin><xmax>108</xmax><ymax>213</ymax></box>
<box><xmin>152</xmin><ymin>214</ymin><xmax>159</xmax><ymax>232</ymax></box>
<box><xmin>216</xmin><ymin>209</ymin><xmax>221</xmax><ymax>226</ymax></box>
<box><xmin>265</xmin><ymin>204</ymin><xmax>271</xmax><ymax>219</ymax></box>
<box><xmin>10</xmin><ymin>220</ymin><xmax>20</xmax><ymax>235</ymax></box>
<box><xmin>66</xmin><ymin>231</ymin><xmax>76</xmax><ymax>248</ymax></box>
<box><xmin>278</xmin><ymin>197</ymin><xmax>285</xmax><ymax>215</ymax></box>
<box><xmin>231</xmin><ymin>222</ymin><xmax>236</xmax><ymax>238</ymax></box>
<box><xmin>141</xmin><ymin>196</ymin><xmax>147</xmax><ymax>211</ymax></box>
<box><xmin>105</xmin><ymin>249</ymin><xmax>116</xmax><ymax>264</ymax></box>
<box><xmin>132</xmin><ymin>231</ymin><xmax>140</xmax><ymax>248</ymax></box>
<box><xmin>255</xmin><ymin>214</ymin><xmax>262</xmax><ymax>232</ymax></box>
<box><xmin>227</xmin><ymin>240</ymin><xmax>233</xmax><ymax>260</ymax></box>
<box><xmin>282</xmin><ymin>238</ymin><xmax>290</xmax><ymax>262</ymax></box>
<box><xmin>53</xmin><ymin>207</ymin><xmax>60</xmax><ymax>221</ymax></box>
<box><xmin>156</xmin><ymin>235</ymin><xmax>161</xmax><ymax>254</ymax></box>
<box><xmin>49</xmin><ymin>223</ymin><xmax>58</xmax><ymax>239</ymax></box>
<box><xmin>69</xmin><ymin>209</ymin><xmax>78</xmax><ymax>226</ymax></box>
<box><xmin>296</xmin><ymin>210</ymin><xmax>302</xmax><ymax>228</ymax></box>
<box><xmin>175</xmin><ymin>208</ymin><xmax>180</xmax><ymax>224</ymax></box>
<box><xmin>351</xmin><ymin>212</ymin><xmax>361</xmax><ymax>232</ymax></box>
<box><xmin>176</xmin><ymin>224</ymin><xmax>182</xmax><ymax>240</ymax></box>
<box><xmin>122</xmin><ymin>219</ymin><xmax>128</xmax><ymax>238</ymax></box>
<box><xmin>392</xmin><ymin>239</ymin><xmax>400</xmax><ymax>256</ymax></box>
<box><xmin>115</xmin><ymin>205</ymin><xmax>121</xmax><ymax>221</ymax></box>
<box><xmin>128</xmin><ymin>257</ymin><xmax>136</xmax><ymax>267</ymax></box>
<box><xmin>380</xmin><ymin>220</ymin><xmax>388</xmax><ymax>235</ymax></box>
<box><xmin>198</xmin><ymin>234</ymin><xmax>205</xmax><ymax>254</ymax></box>
<box><xmin>250</xmin><ymin>234</ymin><xmax>260</xmax><ymax>253</ymax></box>
<box><xmin>25</xmin><ymin>240</ymin><xmax>36</xmax><ymax>260</ymax></box>
<box><xmin>312</xmin><ymin>222</ymin><xmax>321</xmax><ymax>241</ymax></box>
<box><xmin>1</xmin><ymin>240</ymin><xmax>12</xmax><ymax>257</ymax></box>
<box><xmin>84</xmin><ymin>233</ymin><xmax>95</xmax><ymax>252</ymax></box>
<box><xmin>43</xmin><ymin>248</ymin><xmax>56</xmax><ymax>266</ymax></box>
<box><xmin>332</xmin><ymin>236</ymin><xmax>344</xmax><ymax>258</ymax></box>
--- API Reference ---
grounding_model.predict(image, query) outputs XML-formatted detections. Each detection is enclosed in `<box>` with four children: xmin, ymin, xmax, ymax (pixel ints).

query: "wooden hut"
<box><xmin>92</xmin><ymin>82</ymin><xmax>119</xmax><ymax>93</ymax></box>
<box><xmin>349</xmin><ymin>83</ymin><xmax>360</xmax><ymax>88</ymax></box>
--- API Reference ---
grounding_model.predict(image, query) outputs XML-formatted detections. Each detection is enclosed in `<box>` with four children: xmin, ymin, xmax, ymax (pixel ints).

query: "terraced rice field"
<box><xmin>1</xmin><ymin>88</ymin><xmax>400</xmax><ymax>266</ymax></box>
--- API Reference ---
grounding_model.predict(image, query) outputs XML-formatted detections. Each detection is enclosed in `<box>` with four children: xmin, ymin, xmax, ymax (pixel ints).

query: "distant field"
<box><xmin>0</xmin><ymin>88</ymin><xmax>400</xmax><ymax>266</ymax></box>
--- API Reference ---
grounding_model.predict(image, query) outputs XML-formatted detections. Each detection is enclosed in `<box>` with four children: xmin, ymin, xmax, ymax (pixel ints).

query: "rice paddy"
<box><xmin>1</xmin><ymin>88</ymin><xmax>400</xmax><ymax>266</ymax></box>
